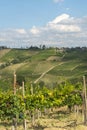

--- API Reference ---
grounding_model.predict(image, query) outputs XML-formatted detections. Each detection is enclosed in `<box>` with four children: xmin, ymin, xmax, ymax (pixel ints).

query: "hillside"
<box><xmin>0</xmin><ymin>47</ymin><xmax>87</xmax><ymax>89</ymax></box>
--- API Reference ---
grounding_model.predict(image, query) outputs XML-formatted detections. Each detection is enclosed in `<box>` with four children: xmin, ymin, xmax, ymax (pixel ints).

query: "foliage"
<box><xmin>0</xmin><ymin>80</ymin><xmax>83</xmax><ymax>128</ymax></box>
<box><xmin>0</xmin><ymin>91</ymin><xmax>25</xmax><ymax>121</ymax></box>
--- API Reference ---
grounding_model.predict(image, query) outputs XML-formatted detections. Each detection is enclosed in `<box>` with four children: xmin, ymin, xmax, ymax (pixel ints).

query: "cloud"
<box><xmin>47</xmin><ymin>14</ymin><xmax>81</xmax><ymax>32</ymax></box>
<box><xmin>15</xmin><ymin>29</ymin><xmax>27</xmax><ymax>34</ymax></box>
<box><xmin>53</xmin><ymin>0</ymin><xmax>64</xmax><ymax>3</ymax></box>
<box><xmin>48</xmin><ymin>14</ymin><xmax>69</xmax><ymax>24</ymax></box>
<box><xmin>48</xmin><ymin>24</ymin><xmax>80</xmax><ymax>32</ymax></box>
<box><xmin>0</xmin><ymin>14</ymin><xmax>87</xmax><ymax>48</ymax></box>
<box><xmin>30</xmin><ymin>26</ymin><xmax>40</xmax><ymax>35</ymax></box>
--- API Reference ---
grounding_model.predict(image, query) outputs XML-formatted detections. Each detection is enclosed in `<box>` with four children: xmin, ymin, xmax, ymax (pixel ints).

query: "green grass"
<box><xmin>31</xmin><ymin>49</ymin><xmax>56</xmax><ymax>61</ymax></box>
<box><xmin>0</xmin><ymin>49</ymin><xmax>38</xmax><ymax>63</ymax></box>
<box><xmin>0</xmin><ymin>48</ymin><xmax>87</xmax><ymax>88</ymax></box>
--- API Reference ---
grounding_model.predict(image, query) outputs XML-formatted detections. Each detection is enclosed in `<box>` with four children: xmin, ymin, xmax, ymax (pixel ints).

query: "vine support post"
<box><xmin>31</xmin><ymin>82</ymin><xmax>33</xmax><ymax>95</ymax></box>
<box><xmin>31</xmin><ymin>82</ymin><xmax>35</xmax><ymax>126</ymax></box>
<box><xmin>22</xmin><ymin>81</ymin><xmax>25</xmax><ymax>97</ymax></box>
<box><xmin>12</xmin><ymin>71</ymin><xmax>18</xmax><ymax>130</ymax></box>
<box><xmin>13</xmin><ymin>71</ymin><xmax>16</xmax><ymax>95</ymax></box>
<box><xmin>22</xmin><ymin>81</ymin><xmax>27</xmax><ymax>130</ymax></box>
<box><xmin>83</xmin><ymin>76</ymin><xmax>87</xmax><ymax>125</ymax></box>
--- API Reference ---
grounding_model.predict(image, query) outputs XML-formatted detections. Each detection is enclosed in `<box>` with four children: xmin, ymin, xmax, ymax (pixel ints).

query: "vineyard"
<box><xmin>0</xmin><ymin>73</ymin><xmax>87</xmax><ymax>130</ymax></box>
<box><xmin>0</xmin><ymin>48</ymin><xmax>87</xmax><ymax>129</ymax></box>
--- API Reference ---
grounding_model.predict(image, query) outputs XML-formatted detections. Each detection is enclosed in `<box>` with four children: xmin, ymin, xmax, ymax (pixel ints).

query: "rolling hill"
<box><xmin>0</xmin><ymin>47</ymin><xmax>87</xmax><ymax>90</ymax></box>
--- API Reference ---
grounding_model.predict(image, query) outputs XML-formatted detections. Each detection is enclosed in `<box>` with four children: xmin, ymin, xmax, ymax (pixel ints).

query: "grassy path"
<box><xmin>70</xmin><ymin>64</ymin><xmax>81</xmax><ymax>71</ymax></box>
<box><xmin>34</xmin><ymin>62</ymin><xmax>63</xmax><ymax>83</ymax></box>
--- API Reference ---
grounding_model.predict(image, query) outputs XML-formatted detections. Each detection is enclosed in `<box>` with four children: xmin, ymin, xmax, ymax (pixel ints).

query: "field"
<box><xmin>0</xmin><ymin>47</ymin><xmax>87</xmax><ymax>130</ymax></box>
<box><xmin>0</xmin><ymin>47</ymin><xmax>87</xmax><ymax>89</ymax></box>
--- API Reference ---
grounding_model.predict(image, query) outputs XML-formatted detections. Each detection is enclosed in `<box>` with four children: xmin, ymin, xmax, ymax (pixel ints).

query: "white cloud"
<box><xmin>0</xmin><ymin>14</ymin><xmax>87</xmax><ymax>48</ymax></box>
<box><xmin>30</xmin><ymin>26</ymin><xmax>40</xmax><ymax>35</ymax></box>
<box><xmin>48</xmin><ymin>24</ymin><xmax>80</xmax><ymax>32</ymax></box>
<box><xmin>15</xmin><ymin>29</ymin><xmax>26</xmax><ymax>34</ymax></box>
<box><xmin>47</xmin><ymin>14</ymin><xmax>81</xmax><ymax>32</ymax></box>
<box><xmin>53</xmin><ymin>0</ymin><xmax>64</xmax><ymax>3</ymax></box>
<box><xmin>0</xmin><ymin>38</ymin><xmax>6</xmax><ymax>41</ymax></box>
<box><xmin>48</xmin><ymin>14</ymin><xmax>69</xmax><ymax>24</ymax></box>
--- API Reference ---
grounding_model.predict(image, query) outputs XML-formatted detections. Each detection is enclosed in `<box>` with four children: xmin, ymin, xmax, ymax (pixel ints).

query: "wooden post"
<box><xmin>30</xmin><ymin>83</ymin><xmax>35</xmax><ymax>126</ymax></box>
<box><xmin>13</xmin><ymin>71</ymin><xmax>16</xmax><ymax>95</ymax></box>
<box><xmin>22</xmin><ymin>81</ymin><xmax>25</xmax><ymax>97</ymax></box>
<box><xmin>12</xmin><ymin>71</ymin><xmax>17</xmax><ymax>130</ymax></box>
<box><xmin>31</xmin><ymin>82</ymin><xmax>33</xmax><ymax>95</ymax></box>
<box><xmin>83</xmin><ymin>76</ymin><xmax>87</xmax><ymax>125</ymax></box>
<box><xmin>22</xmin><ymin>81</ymin><xmax>27</xmax><ymax>130</ymax></box>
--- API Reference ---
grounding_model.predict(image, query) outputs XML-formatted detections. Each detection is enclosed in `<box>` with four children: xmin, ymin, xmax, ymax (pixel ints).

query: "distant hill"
<box><xmin>0</xmin><ymin>47</ymin><xmax>87</xmax><ymax>90</ymax></box>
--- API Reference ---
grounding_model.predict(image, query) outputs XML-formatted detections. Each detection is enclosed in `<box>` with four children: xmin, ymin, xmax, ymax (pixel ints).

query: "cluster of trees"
<box><xmin>0</xmin><ymin>46</ymin><xmax>7</xmax><ymax>50</ymax></box>
<box><xmin>28</xmin><ymin>45</ymin><xmax>46</xmax><ymax>50</ymax></box>
<box><xmin>1</xmin><ymin>45</ymin><xmax>87</xmax><ymax>51</ymax></box>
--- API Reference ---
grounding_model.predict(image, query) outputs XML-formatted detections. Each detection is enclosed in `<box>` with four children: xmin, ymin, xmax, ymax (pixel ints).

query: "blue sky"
<box><xmin>0</xmin><ymin>0</ymin><xmax>87</xmax><ymax>48</ymax></box>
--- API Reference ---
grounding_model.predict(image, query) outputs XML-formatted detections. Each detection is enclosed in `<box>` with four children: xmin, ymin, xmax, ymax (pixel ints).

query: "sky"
<box><xmin>0</xmin><ymin>0</ymin><xmax>87</xmax><ymax>48</ymax></box>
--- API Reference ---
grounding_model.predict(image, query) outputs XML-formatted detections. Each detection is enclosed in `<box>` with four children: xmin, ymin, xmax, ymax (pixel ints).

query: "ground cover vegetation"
<box><xmin>0</xmin><ymin>46</ymin><xmax>87</xmax><ymax>88</ymax></box>
<box><xmin>0</xmin><ymin>81</ymin><xmax>85</xmax><ymax>130</ymax></box>
<box><xmin>0</xmin><ymin>46</ymin><xmax>87</xmax><ymax>129</ymax></box>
